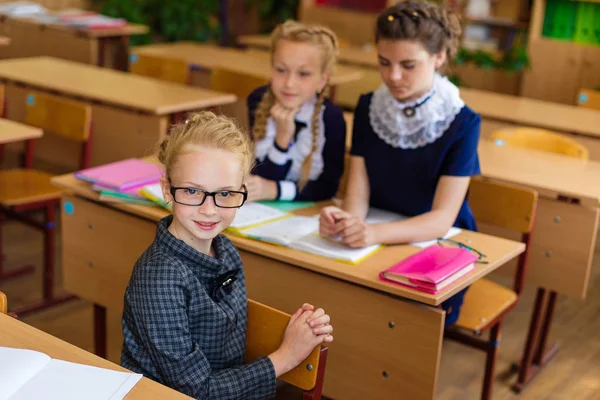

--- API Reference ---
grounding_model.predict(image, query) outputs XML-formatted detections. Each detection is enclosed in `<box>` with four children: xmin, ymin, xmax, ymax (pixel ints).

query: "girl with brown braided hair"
<box><xmin>245</xmin><ymin>20</ymin><xmax>347</xmax><ymax>202</ymax></box>
<box><xmin>320</xmin><ymin>1</ymin><xmax>481</xmax><ymax>327</ymax></box>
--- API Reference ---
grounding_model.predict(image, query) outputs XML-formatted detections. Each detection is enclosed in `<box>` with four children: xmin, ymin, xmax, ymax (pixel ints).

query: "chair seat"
<box><xmin>0</xmin><ymin>169</ymin><xmax>62</xmax><ymax>207</ymax></box>
<box><xmin>455</xmin><ymin>279</ymin><xmax>518</xmax><ymax>333</ymax></box>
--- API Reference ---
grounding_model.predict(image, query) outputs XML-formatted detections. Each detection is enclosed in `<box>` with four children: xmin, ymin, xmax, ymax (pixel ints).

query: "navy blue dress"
<box><xmin>352</xmin><ymin>92</ymin><xmax>481</xmax><ymax>326</ymax></box>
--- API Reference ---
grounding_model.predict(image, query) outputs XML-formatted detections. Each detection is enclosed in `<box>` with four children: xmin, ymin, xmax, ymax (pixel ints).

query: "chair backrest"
<box><xmin>130</xmin><ymin>53</ymin><xmax>190</xmax><ymax>85</ymax></box>
<box><xmin>577</xmin><ymin>88</ymin><xmax>600</xmax><ymax>110</ymax></box>
<box><xmin>0</xmin><ymin>291</ymin><xmax>7</xmax><ymax>314</ymax></box>
<box><xmin>246</xmin><ymin>299</ymin><xmax>326</xmax><ymax>394</ymax></box>
<box><xmin>469</xmin><ymin>178</ymin><xmax>538</xmax><ymax>295</ymax></box>
<box><xmin>490</xmin><ymin>127</ymin><xmax>589</xmax><ymax>160</ymax></box>
<box><xmin>210</xmin><ymin>67</ymin><xmax>269</xmax><ymax>101</ymax></box>
<box><xmin>24</xmin><ymin>91</ymin><xmax>92</xmax><ymax>144</ymax></box>
<box><xmin>211</xmin><ymin>67</ymin><xmax>268</xmax><ymax>130</ymax></box>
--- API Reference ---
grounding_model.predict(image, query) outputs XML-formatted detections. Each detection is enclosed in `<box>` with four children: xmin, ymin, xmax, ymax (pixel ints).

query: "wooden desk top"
<box><xmin>132</xmin><ymin>42</ymin><xmax>364</xmax><ymax>86</ymax></box>
<box><xmin>479</xmin><ymin>139</ymin><xmax>600</xmax><ymax>206</ymax></box>
<box><xmin>0</xmin><ymin>118</ymin><xmax>42</xmax><ymax>144</ymax></box>
<box><xmin>4</xmin><ymin>12</ymin><xmax>149</xmax><ymax>38</ymax></box>
<box><xmin>0</xmin><ymin>314</ymin><xmax>192</xmax><ymax>399</ymax></box>
<box><xmin>52</xmin><ymin>168</ymin><xmax>524</xmax><ymax>307</ymax></box>
<box><xmin>0</xmin><ymin>57</ymin><xmax>236</xmax><ymax>115</ymax></box>
<box><xmin>239</xmin><ymin>34</ymin><xmax>379</xmax><ymax>69</ymax></box>
<box><xmin>461</xmin><ymin>88</ymin><xmax>600</xmax><ymax>139</ymax></box>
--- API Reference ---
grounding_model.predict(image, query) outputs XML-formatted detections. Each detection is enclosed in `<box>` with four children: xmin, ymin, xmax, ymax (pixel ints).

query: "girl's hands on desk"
<box><xmin>269</xmin><ymin>303</ymin><xmax>333</xmax><ymax>377</ymax></box>
<box><xmin>320</xmin><ymin>206</ymin><xmax>377</xmax><ymax>248</ymax></box>
<box><xmin>245</xmin><ymin>174</ymin><xmax>277</xmax><ymax>202</ymax></box>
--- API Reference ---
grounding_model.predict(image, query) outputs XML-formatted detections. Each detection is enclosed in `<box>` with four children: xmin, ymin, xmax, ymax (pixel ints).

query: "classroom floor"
<box><xmin>1</xmin><ymin>215</ymin><xmax>599</xmax><ymax>399</ymax></box>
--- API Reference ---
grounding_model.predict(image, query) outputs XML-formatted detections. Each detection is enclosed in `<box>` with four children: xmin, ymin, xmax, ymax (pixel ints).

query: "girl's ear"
<box><xmin>433</xmin><ymin>50</ymin><xmax>447</xmax><ymax>70</ymax></box>
<box><xmin>160</xmin><ymin>177</ymin><xmax>173</xmax><ymax>204</ymax></box>
<box><xmin>318</xmin><ymin>73</ymin><xmax>330</xmax><ymax>93</ymax></box>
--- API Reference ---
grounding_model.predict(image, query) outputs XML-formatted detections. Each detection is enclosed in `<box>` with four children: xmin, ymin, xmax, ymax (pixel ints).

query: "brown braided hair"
<box><xmin>252</xmin><ymin>20</ymin><xmax>339</xmax><ymax>190</ymax></box>
<box><xmin>375</xmin><ymin>0</ymin><xmax>461</xmax><ymax>64</ymax></box>
<box><xmin>158</xmin><ymin>111</ymin><xmax>255</xmax><ymax>182</ymax></box>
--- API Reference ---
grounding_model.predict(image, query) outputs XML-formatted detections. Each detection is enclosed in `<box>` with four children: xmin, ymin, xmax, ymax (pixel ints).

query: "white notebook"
<box><xmin>0</xmin><ymin>347</ymin><xmax>142</xmax><ymax>400</ymax></box>
<box><xmin>230</xmin><ymin>202</ymin><xmax>288</xmax><ymax>230</ymax></box>
<box><xmin>238</xmin><ymin>215</ymin><xmax>381</xmax><ymax>263</ymax></box>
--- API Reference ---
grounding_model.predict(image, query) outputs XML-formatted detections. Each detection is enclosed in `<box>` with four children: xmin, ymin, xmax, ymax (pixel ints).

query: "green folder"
<box><xmin>552</xmin><ymin>0</ymin><xmax>577</xmax><ymax>40</ymax></box>
<box><xmin>542</xmin><ymin>0</ymin><xmax>558</xmax><ymax>38</ymax></box>
<box><xmin>574</xmin><ymin>2</ymin><xmax>597</xmax><ymax>45</ymax></box>
<box><xmin>257</xmin><ymin>200</ymin><xmax>316</xmax><ymax>212</ymax></box>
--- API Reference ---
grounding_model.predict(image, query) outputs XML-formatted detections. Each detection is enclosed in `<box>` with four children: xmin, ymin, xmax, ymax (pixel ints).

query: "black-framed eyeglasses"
<box><xmin>169</xmin><ymin>185</ymin><xmax>248</xmax><ymax>208</ymax></box>
<box><xmin>437</xmin><ymin>238</ymin><xmax>489</xmax><ymax>264</ymax></box>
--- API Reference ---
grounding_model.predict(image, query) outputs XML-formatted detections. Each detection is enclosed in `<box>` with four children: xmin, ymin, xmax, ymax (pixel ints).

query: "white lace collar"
<box><xmin>368</xmin><ymin>74</ymin><xmax>464</xmax><ymax>149</ymax></box>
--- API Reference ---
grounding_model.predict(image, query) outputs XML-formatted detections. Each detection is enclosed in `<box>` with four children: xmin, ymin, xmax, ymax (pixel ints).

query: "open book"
<box><xmin>228</xmin><ymin>205</ymin><xmax>462</xmax><ymax>264</ymax></box>
<box><xmin>0</xmin><ymin>347</ymin><xmax>142</xmax><ymax>400</ymax></box>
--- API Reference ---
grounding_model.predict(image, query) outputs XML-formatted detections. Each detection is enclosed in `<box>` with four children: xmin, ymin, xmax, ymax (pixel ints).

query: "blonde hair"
<box><xmin>158</xmin><ymin>111</ymin><xmax>255</xmax><ymax>183</ymax></box>
<box><xmin>253</xmin><ymin>20</ymin><xmax>339</xmax><ymax>189</ymax></box>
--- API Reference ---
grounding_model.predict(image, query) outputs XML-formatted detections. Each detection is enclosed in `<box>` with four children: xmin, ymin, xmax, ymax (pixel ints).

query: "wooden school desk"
<box><xmin>130</xmin><ymin>42</ymin><xmax>364</xmax><ymax>91</ymax></box>
<box><xmin>0</xmin><ymin>313</ymin><xmax>192</xmax><ymax>400</ymax></box>
<box><xmin>0</xmin><ymin>10</ymin><xmax>148</xmax><ymax>70</ymax></box>
<box><xmin>51</xmin><ymin>168</ymin><xmax>524</xmax><ymax>400</ymax></box>
<box><xmin>0</xmin><ymin>57</ymin><xmax>236</xmax><ymax>172</ymax></box>
<box><xmin>478</xmin><ymin>139</ymin><xmax>600</xmax><ymax>388</ymax></box>
<box><xmin>462</xmin><ymin>88</ymin><xmax>600</xmax><ymax>160</ymax></box>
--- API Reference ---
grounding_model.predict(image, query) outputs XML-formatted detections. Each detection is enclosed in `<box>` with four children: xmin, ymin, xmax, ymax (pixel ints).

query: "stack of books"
<box><xmin>379</xmin><ymin>246</ymin><xmax>477</xmax><ymax>294</ymax></box>
<box><xmin>74</xmin><ymin>159</ymin><xmax>168</xmax><ymax>209</ymax></box>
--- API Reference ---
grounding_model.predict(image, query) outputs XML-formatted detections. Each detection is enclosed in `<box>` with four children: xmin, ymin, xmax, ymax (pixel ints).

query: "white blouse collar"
<box><xmin>368</xmin><ymin>74</ymin><xmax>464</xmax><ymax>149</ymax></box>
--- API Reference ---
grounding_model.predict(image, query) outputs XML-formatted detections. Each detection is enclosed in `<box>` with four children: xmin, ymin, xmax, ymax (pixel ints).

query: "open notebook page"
<box><xmin>230</xmin><ymin>202</ymin><xmax>288</xmax><ymax>229</ymax></box>
<box><xmin>8</xmin><ymin>358</ymin><xmax>142</xmax><ymax>400</ymax></box>
<box><xmin>240</xmin><ymin>215</ymin><xmax>319</xmax><ymax>246</ymax></box>
<box><xmin>290</xmin><ymin>233</ymin><xmax>381</xmax><ymax>264</ymax></box>
<box><xmin>0</xmin><ymin>347</ymin><xmax>50</xmax><ymax>400</ymax></box>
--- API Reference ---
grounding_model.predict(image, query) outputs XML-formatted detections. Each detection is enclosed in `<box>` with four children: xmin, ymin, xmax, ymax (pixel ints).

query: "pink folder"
<box><xmin>380</xmin><ymin>246</ymin><xmax>478</xmax><ymax>293</ymax></box>
<box><xmin>75</xmin><ymin>159</ymin><xmax>164</xmax><ymax>192</ymax></box>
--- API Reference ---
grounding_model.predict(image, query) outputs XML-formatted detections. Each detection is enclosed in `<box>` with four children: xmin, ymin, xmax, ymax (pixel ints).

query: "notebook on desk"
<box><xmin>379</xmin><ymin>246</ymin><xmax>477</xmax><ymax>293</ymax></box>
<box><xmin>75</xmin><ymin>159</ymin><xmax>163</xmax><ymax>192</ymax></box>
<box><xmin>228</xmin><ymin>205</ymin><xmax>462</xmax><ymax>264</ymax></box>
<box><xmin>0</xmin><ymin>346</ymin><xmax>142</xmax><ymax>400</ymax></box>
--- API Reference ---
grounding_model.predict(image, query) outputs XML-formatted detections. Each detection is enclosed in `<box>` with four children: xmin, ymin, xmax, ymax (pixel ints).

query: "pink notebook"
<box><xmin>75</xmin><ymin>159</ymin><xmax>163</xmax><ymax>192</ymax></box>
<box><xmin>380</xmin><ymin>246</ymin><xmax>477</xmax><ymax>294</ymax></box>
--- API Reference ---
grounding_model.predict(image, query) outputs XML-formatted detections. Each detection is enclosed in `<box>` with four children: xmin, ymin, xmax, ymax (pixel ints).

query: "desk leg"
<box><xmin>512</xmin><ymin>288</ymin><xmax>560</xmax><ymax>392</ymax></box>
<box><xmin>94</xmin><ymin>304</ymin><xmax>107</xmax><ymax>358</ymax></box>
<box><xmin>97</xmin><ymin>38</ymin><xmax>106</xmax><ymax>68</ymax></box>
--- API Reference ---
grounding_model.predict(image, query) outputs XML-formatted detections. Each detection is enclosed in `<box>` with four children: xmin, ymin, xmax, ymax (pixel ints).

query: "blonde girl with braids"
<box><xmin>320</xmin><ymin>1</ymin><xmax>481</xmax><ymax>327</ymax></box>
<box><xmin>121</xmin><ymin>111</ymin><xmax>333</xmax><ymax>400</ymax></box>
<box><xmin>246</xmin><ymin>20</ymin><xmax>347</xmax><ymax>202</ymax></box>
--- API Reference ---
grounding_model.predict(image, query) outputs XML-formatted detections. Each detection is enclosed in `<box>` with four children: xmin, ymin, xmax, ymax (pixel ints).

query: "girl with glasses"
<box><xmin>121</xmin><ymin>111</ymin><xmax>333</xmax><ymax>399</ymax></box>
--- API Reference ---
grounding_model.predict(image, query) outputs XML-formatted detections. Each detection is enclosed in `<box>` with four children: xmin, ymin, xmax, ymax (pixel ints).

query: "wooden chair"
<box><xmin>445</xmin><ymin>178</ymin><xmax>538</xmax><ymax>400</ymax></box>
<box><xmin>489</xmin><ymin>127</ymin><xmax>589</xmax><ymax>392</ymax></box>
<box><xmin>130</xmin><ymin>53</ymin><xmax>190</xmax><ymax>85</ymax></box>
<box><xmin>0</xmin><ymin>90</ymin><xmax>92</xmax><ymax>315</ymax></box>
<box><xmin>210</xmin><ymin>67</ymin><xmax>268</xmax><ymax>130</ymax></box>
<box><xmin>490</xmin><ymin>127</ymin><xmax>589</xmax><ymax>160</ymax></box>
<box><xmin>577</xmin><ymin>88</ymin><xmax>600</xmax><ymax>110</ymax></box>
<box><xmin>246</xmin><ymin>299</ymin><xmax>328</xmax><ymax>400</ymax></box>
<box><xmin>0</xmin><ymin>290</ymin><xmax>6</xmax><ymax>314</ymax></box>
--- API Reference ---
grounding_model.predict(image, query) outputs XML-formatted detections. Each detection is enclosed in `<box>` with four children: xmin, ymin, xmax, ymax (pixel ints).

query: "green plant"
<box><xmin>453</xmin><ymin>44</ymin><xmax>530</xmax><ymax>74</ymax></box>
<box><xmin>95</xmin><ymin>0</ymin><xmax>221</xmax><ymax>44</ymax></box>
<box><xmin>246</xmin><ymin>0</ymin><xmax>299</xmax><ymax>33</ymax></box>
